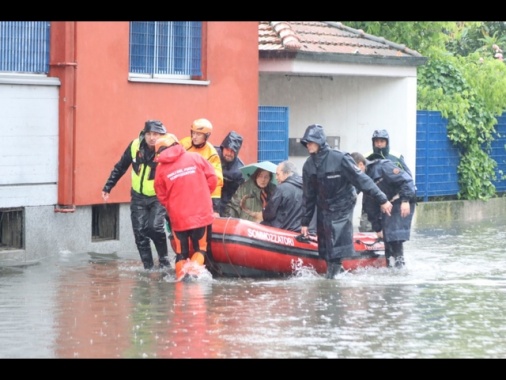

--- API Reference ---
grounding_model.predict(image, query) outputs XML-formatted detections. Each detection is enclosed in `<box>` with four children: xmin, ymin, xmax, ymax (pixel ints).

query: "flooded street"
<box><xmin>1</xmin><ymin>218</ymin><xmax>506</xmax><ymax>358</ymax></box>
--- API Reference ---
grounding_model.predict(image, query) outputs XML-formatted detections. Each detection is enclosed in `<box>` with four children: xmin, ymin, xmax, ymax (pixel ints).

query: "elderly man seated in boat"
<box><xmin>260</xmin><ymin>160</ymin><xmax>306</xmax><ymax>232</ymax></box>
<box><xmin>222</xmin><ymin>161</ymin><xmax>277</xmax><ymax>223</ymax></box>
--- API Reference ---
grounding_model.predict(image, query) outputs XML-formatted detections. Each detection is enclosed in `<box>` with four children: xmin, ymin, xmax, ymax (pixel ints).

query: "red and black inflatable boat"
<box><xmin>169</xmin><ymin>217</ymin><xmax>386</xmax><ymax>278</ymax></box>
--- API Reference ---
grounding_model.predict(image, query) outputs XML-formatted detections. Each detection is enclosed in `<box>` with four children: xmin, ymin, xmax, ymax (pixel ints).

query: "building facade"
<box><xmin>0</xmin><ymin>21</ymin><xmax>423</xmax><ymax>263</ymax></box>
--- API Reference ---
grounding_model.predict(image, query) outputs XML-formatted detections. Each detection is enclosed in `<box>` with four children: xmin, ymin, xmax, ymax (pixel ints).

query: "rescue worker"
<box><xmin>366</xmin><ymin>129</ymin><xmax>413</xmax><ymax>177</ymax></box>
<box><xmin>360</xmin><ymin>129</ymin><xmax>414</xmax><ymax>232</ymax></box>
<box><xmin>215</xmin><ymin>131</ymin><xmax>245</xmax><ymax>216</ymax></box>
<box><xmin>180</xmin><ymin>118</ymin><xmax>223</xmax><ymax>218</ymax></box>
<box><xmin>154</xmin><ymin>134</ymin><xmax>218</xmax><ymax>281</ymax></box>
<box><xmin>101</xmin><ymin>120</ymin><xmax>170</xmax><ymax>270</ymax></box>
<box><xmin>351</xmin><ymin>151</ymin><xmax>416</xmax><ymax>268</ymax></box>
<box><xmin>300</xmin><ymin>124</ymin><xmax>393</xmax><ymax>279</ymax></box>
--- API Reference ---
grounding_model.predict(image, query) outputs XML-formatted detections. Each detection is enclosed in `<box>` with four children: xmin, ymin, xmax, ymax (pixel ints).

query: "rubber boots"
<box><xmin>392</xmin><ymin>242</ymin><xmax>405</xmax><ymax>268</ymax></box>
<box><xmin>175</xmin><ymin>259</ymin><xmax>186</xmax><ymax>280</ymax></box>
<box><xmin>384</xmin><ymin>242</ymin><xmax>395</xmax><ymax>268</ymax></box>
<box><xmin>158</xmin><ymin>254</ymin><xmax>170</xmax><ymax>269</ymax></box>
<box><xmin>386</xmin><ymin>241</ymin><xmax>405</xmax><ymax>268</ymax></box>
<box><xmin>394</xmin><ymin>255</ymin><xmax>405</xmax><ymax>268</ymax></box>
<box><xmin>325</xmin><ymin>259</ymin><xmax>344</xmax><ymax>279</ymax></box>
<box><xmin>152</xmin><ymin>235</ymin><xmax>170</xmax><ymax>269</ymax></box>
<box><xmin>191</xmin><ymin>251</ymin><xmax>205</xmax><ymax>266</ymax></box>
<box><xmin>175</xmin><ymin>252</ymin><xmax>206</xmax><ymax>281</ymax></box>
<box><xmin>139</xmin><ymin>249</ymin><xmax>154</xmax><ymax>270</ymax></box>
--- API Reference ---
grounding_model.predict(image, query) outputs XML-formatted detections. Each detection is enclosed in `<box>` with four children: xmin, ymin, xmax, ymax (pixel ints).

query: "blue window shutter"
<box><xmin>258</xmin><ymin>106</ymin><xmax>289</xmax><ymax>164</ymax></box>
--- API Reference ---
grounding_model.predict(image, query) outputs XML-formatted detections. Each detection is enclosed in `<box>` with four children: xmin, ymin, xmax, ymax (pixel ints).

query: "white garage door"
<box><xmin>0</xmin><ymin>77</ymin><xmax>59</xmax><ymax>208</ymax></box>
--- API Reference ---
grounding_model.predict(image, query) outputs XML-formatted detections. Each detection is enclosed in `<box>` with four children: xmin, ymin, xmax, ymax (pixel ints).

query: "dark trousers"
<box><xmin>130</xmin><ymin>193</ymin><xmax>169</xmax><ymax>269</ymax></box>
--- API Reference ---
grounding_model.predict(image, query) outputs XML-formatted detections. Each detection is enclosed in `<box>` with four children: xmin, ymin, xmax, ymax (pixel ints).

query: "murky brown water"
<box><xmin>1</xmin><ymin>218</ymin><xmax>506</xmax><ymax>358</ymax></box>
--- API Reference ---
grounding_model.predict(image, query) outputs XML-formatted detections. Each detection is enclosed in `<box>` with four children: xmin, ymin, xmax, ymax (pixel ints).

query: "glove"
<box><xmin>212</xmin><ymin>198</ymin><xmax>221</xmax><ymax>214</ymax></box>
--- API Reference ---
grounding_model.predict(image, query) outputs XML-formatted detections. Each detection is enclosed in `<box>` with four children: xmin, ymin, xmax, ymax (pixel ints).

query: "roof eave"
<box><xmin>259</xmin><ymin>50</ymin><xmax>428</xmax><ymax>67</ymax></box>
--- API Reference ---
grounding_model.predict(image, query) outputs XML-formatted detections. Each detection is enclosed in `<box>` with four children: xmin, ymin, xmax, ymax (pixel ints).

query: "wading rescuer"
<box><xmin>154</xmin><ymin>134</ymin><xmax>218</xmax><ymax>281</ymax></box>
<box><xmin>300</xmin><ymin>124</ymin><xmax>392</xmax><ymax>279</ymax></box>
<box><xmin>359</xmin><ymin>129</ymin><xmax>414</xmax><ymax>232</ymax></box>
<box><xmin>351</xmin><ymin>151</ymin><xmax>416</xmax><ymax>268</ymax></box>
<box><xmin>102</xmin><ymin>120</ymin><xmax>170</xmax><ymax>270</ymax></box>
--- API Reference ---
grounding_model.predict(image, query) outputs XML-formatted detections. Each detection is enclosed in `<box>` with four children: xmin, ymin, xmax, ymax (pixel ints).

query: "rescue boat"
<box><xmin>169</xmin><ymin>217</ymin><xmax>386</xmax><ymax>278</ymax></box>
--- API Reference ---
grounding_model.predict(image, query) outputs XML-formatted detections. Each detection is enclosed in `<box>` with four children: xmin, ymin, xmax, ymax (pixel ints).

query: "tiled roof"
<box><xmin>259</xmin><ymin>21</ymin><xmax>423</xmax><ymax>59</ymax></box>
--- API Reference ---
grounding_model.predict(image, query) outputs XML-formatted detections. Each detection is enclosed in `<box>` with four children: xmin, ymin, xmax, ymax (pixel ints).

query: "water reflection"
<box><xmin>1</xmin><ymin>218</ymin><xmax>505</xmax><ymax>358</ymax></box>
<box><xmin>55</xmin><ymin>256</ymin><xmax>142</xmax><ymax>358</ymax></box>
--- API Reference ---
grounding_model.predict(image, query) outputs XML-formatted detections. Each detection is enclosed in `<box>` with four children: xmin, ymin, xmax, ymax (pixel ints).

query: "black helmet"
<box><xmin>144</xmin><ymin>120</ymin><xmax>167</xmax><ymax>134</ymax></box>
<box><xmin>372</xmin><ymin>129</ymin><xmax>390</xmax><ymax>157</ymax></box>
<box><xmin>372</xmin><ymin>129</ymin><xmax>389</xmax><ymax>142</ymax></box>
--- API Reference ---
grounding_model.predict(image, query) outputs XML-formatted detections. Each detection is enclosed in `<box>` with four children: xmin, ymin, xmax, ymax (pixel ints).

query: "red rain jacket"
<box><xmin>154</xmin><ymin>144</ymin><xmax>217</xmax><ymax>232</ymax></box>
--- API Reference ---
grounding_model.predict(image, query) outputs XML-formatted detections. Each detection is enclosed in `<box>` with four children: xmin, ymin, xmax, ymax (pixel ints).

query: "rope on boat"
<box><xmin>204</xmin><ymin>238</ymin><xmax>223</xmax><ymax>277</ymax></box>
<box><xmin>223</xmin><ymin>217</ymin><xmax>242</xmax><ymax>278</ymax></box>
<box><xmin>354</xmin><ymin>238</ymin><xmax>384</xmax><ymax>247</ymax></box>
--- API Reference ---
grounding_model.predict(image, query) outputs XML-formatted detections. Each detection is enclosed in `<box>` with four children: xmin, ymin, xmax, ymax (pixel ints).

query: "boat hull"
<box><xmin>169</xmin><ymin>217</ymin><xmax>386</xmax><ymax>278</ymax></box>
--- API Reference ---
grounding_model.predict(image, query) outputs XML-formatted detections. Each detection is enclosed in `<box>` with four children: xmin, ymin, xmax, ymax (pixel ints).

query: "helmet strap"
<box><xmin>193</xmin><ymin>141</ymin><xmax>206</xmax><ymax>149</ymax></box>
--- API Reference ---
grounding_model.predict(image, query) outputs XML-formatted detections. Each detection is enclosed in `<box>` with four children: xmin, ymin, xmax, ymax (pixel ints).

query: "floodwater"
<box><xmin>1</xmin><ymin>218</ymin><xmax>506</xmax><ymax>359</ymax></box>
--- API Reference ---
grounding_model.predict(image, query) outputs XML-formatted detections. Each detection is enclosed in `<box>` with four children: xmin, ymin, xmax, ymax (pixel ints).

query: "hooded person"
<box><xmin>351</xmin><ymin>151</ymin><xmax>416</xmax><ymax>268</ymax></box>
<box><xmin>214</xmin><ymin>131</ymin><xmax>245</xmax><ymax>216</ymax></box>
<box><xmin>360</xmin><ymin>129</ymin><xmax>414</xmax><ymax>232</ymax></box>
<box><xmin>299</xmin><ymin>124</ymin><xmax>392</xmax><ymax>279</ymax></box>
<box><xmin>154</xmin><ymin>133</ymin><xmax>218</xmax><ymax>281</ymax></box>
<box><xmin>101</xmin><ymin>120</ymin><xmax>170</xmax><ymax>270</ymax></box>
<box><xmin>366</xmin><ymin>129</ymin><xmax>412</xmax><ymax>178</ymax></box>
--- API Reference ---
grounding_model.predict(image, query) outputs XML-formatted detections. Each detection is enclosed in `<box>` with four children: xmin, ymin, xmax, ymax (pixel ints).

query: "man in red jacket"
<box><xmin>154</xmin><ymin>133</ymin><xmax>218</xmax><ymax>281</ymax></box>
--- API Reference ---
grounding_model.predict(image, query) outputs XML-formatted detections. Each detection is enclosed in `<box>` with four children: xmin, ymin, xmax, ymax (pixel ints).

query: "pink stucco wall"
<box><xmin>51</xmin><ymin>21</ymin><xmax>259</xmax><ymax>206</ymax></box>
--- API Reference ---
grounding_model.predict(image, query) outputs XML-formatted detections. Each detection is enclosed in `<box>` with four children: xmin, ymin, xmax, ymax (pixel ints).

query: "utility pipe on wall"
<box><xmin>50</xmin><ymin>22</ymin><xmax>77</xmax><ymax>213</ymax></box>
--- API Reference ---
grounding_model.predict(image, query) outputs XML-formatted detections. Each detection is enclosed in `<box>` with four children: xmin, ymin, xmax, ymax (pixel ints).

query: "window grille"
<box><xmin>0</xmin><ymin>21</ymin><xmax>50</xmax><ymax>74</ymax></box>
<box><xmin>92</xmin><ymin>204</ymin><xmax>118</xmax><ymax>241</ymax></box>
<box><xmin>0</xmin><ymin>208</ymin><xmax>24</xmax><ymax>250</ymax></box>
<box><xmin>258</xmin><ymin>106</ymin><xmax>289</xmax><ymax>164</ymax></box>
<box><xmin>129</xmin><ymin>21</ymin><xmax>201</xmax><ymax>78</ymax></box>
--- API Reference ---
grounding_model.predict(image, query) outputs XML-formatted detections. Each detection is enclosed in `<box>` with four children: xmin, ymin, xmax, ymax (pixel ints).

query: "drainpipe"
<box><xmin>50</xmin><ymin>22</ymin><xmax>77</xmax><ymax>213</ymax></box>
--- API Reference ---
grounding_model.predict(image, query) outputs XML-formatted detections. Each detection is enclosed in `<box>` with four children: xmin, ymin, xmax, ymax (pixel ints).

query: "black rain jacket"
<box><xmin>301</xmin><ymin>124</ymin><xmax>388</xmax><ymax>261</ymax></box>
<box><xmin>362</xmin><ymin>158</ymin><xmax>416</xmax><ymax>242</ymax></box>
<box><xmin>215</xmin><ymin>131</ymin><xmax>245</xmax><ymax>216</ymax></box>
<box><xmin>262</xmin><ymin>173</ymin><xmax>304</xmax><ymax>232</ymax></box>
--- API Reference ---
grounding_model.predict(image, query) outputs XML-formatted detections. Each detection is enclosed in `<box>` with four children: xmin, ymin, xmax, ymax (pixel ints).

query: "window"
<box><xmin>0</xmin><ymin>21</ymin><xmax>50</xmax><ymax>74</ymax></box>
<box><xmin>258</xmin><ymin>106</ymin><xmax>290</xmax><ymax>164</ymax></box>
<box><xmin>92</xmin><ymin>204</ymin><xmax>118</xmax><ymax>241</ymax></box>
<box><xmin>129</xmin><ymin>21</ymin><xmax>202</xmax><ymax>80</ymax></box>
<box><xmin>0</xmin><ymin>208</ymin><xmax>24</xmax><ymax>250</ymax></box>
